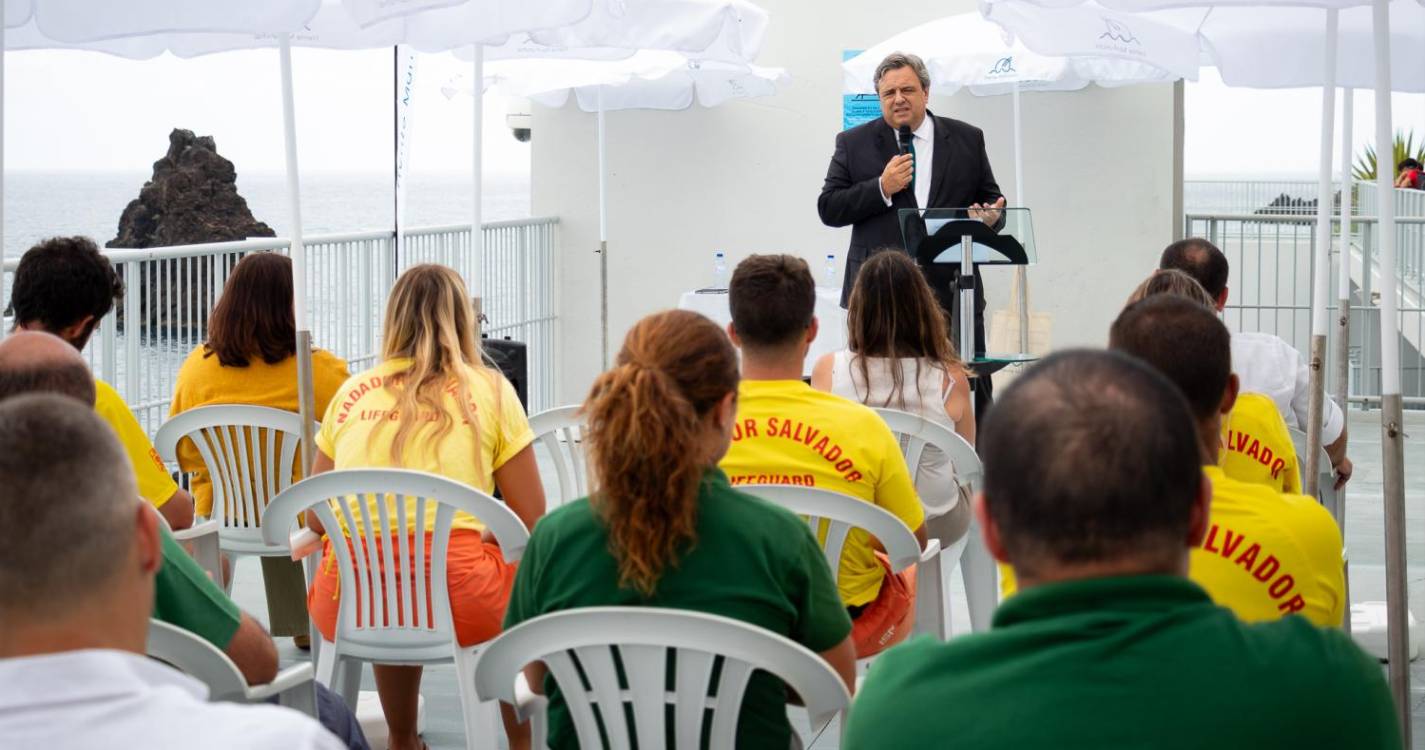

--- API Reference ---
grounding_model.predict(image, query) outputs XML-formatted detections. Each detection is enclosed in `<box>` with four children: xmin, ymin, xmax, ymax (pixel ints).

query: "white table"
<box><xmin>677</xmin><ymin>286</ymin><xmax>848</xmax><ymax>378</ymax></box>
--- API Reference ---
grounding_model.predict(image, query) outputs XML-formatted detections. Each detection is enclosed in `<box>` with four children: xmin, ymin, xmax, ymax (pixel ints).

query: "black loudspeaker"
<box><xmin>483</xmin><ymin>337</ymin><xmax>528</xmax><ymax>410</ymax></box>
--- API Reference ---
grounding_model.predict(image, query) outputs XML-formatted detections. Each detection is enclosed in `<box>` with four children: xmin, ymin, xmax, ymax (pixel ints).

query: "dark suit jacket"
<box><xmin>817</xmin><ymin>113</ymin><xmax>1004</xmax><ymax>315</ymax></box>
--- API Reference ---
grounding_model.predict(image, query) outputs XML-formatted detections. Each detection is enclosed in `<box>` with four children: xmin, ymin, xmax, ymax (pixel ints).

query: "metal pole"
<box><xmin>1012</xmin><ymin>80</ymin><xmax>1028</xmax><ymax>354</ymax></box>
<box><xmin>278</xmin><ymin>34</ymin><xmax>316</xmax><ymax>475</ymax></box>
<box><xmin>1335</xmin><ymin>88</ymin><xmax>1354</xmax><ymax>412</ymax></box>
<box><xmin>1371</xmin><ymin>0</ymin><xmax>1409</xmax><ymax>739</ymax></box>
<box><xmin>393</xmin><ymin>46</ymin><xmax>400</xmax><ymax>267</ymax></box>
<box><xmin>1305</xmin><ymin>10</ymin><xmax>1338</xmax><ymax>498</ymax></box>
<box><xmin>598</xmin><ymin>86</ymin><xmax>609</xmax><ymax>370</ymax></box>
<box><xmin>471</xmin><ymin>45</ymin><xmax>485</xmax><ymax>319</ymax></box>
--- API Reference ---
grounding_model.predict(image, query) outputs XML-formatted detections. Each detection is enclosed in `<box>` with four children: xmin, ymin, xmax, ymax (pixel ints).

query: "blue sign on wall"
<box><xmin>842</xmin><ymin>49</ymin><xmax>880</xmax><ymax>131</ymax></box>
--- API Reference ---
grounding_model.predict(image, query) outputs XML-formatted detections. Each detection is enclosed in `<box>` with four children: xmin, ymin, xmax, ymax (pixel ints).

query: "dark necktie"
<box><xmin>906</xmin><ymin>135</ymin><xmax>917</xmax><ymax>203</ymax></box>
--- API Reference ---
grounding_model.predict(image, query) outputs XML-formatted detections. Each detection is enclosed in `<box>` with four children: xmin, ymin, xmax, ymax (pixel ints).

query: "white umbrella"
<box><xmin>452</xmin><ymin>51</ymin><xmax>786</xmax><ymax>365</ymax></box>
<box><xmin>844</xmin><ymin>11</ymin><xmax>1183</xmax><ymax>352</ymax></box>
<box><xmin>986</xmin><ymin>0</ymin><xmax>1416</xmax><ymax>731</ymax></box>
<box><xmin>6</xmin><ymin>0</ymin><xmax>596</xmax><ymax>473</ymax></box>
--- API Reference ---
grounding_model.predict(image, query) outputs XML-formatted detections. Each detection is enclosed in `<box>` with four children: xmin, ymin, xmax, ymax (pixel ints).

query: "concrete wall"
<box><xmin>532</xmin><ymin>0</ymin><xmax>1183</xmax><ymax>403</ymax></box>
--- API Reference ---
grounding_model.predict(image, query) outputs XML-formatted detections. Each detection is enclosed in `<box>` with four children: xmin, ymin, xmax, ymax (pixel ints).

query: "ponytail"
<box><xmin>582</xmin><ymin>310</ymin><xmax>739</xmax><ymax>596</ymax></box>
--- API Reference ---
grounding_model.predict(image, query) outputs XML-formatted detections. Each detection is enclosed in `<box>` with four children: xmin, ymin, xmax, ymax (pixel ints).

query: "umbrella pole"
<box><xmin>1013</xmin><ymin>80</ymin><xmax>1027</xmax><ymax>354</ymax></box>
<box><xmin>1305</xmin><ymin>10</ymin><xmax>1338</xmax><ymax>498</ymax></box>
<box><xmin>598</xmin><ymin>86</ymin><xmax>609</xmax><ymax>370</ymax></box>
<box><xmin>471</xmin><ymin>45</ymin><xmax>485</xmax><ymax>331</ymax></box>
<box><xmin>1334</xmin><ymin>89</ymin><xmax>1353</xmax><ymax>417</ymax></box>
<box><xmin>1371</xmin><ymin>0</ymin><xmax>1410</xmax><ymax>738</ymax></box>
<box><xmin>278</xmin><ymin>34</ymin><xmax>316</xmax><ymax>476</ymax></box>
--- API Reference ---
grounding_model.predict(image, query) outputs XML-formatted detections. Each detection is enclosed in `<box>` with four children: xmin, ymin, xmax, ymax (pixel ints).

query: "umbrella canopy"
<box><xmin>479</xmin><ymin>51</ymin><xmax>786</xmax><ymax>110</ymax></box>
<box><xmin>842</xmin><ymin>12</ymin><xmax>1180</xmax><ymax>96</ymax></box>
<box><xmin>978</xmin><ymin>0</ymin><xmax>1205</xmax><ymax>80</ymax></box>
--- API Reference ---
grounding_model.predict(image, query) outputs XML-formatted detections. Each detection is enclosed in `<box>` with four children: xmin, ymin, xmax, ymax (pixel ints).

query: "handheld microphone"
<box><xmin>897</xmin><ymin>124</ymin><xmax>913</xmax><ymax>155</ymax></box>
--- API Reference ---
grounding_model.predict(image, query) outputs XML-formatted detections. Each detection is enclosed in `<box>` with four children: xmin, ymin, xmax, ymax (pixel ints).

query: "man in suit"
<box><xmin>818</xmin><ymin>52</ymin><xmax>1006</xmax><ymax>415</ymax></box>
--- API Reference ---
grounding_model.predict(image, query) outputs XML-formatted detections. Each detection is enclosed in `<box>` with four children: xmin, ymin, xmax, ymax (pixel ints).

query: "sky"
<box><xmin>2</xmin><ymin>48</ymin><xmax>1423</xmax><ymax>179</ymax></box>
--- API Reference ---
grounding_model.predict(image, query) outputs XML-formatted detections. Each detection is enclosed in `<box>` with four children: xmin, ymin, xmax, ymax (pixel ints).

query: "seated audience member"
<box><xmin>1111</xmin><ymin>296</ymin><xmax>1344</xmax><ymax>626</ymax></box>
<box><xmin>844</xmin><ymin>350</ymin><xmax>1400</xmax><ymax>750</ymax></box>
<box><xmin>0</xmin><ymin>331</ymin><xmax>369</xmax><ymax>750</ymax></box>
<box><xmin>1396</xmin><ymin>158</ymin><xmax>1423</xmax><ymax>190</ymax></box>
<box><xmin>504</xmin><ymin>309</ymin><xmax>855</xmax><ymax>750</ymax></box>
<box><xmin>719</xmin><ymin>253</ymin><xmax>926</xmax><ymax>658</ymax></box>
<box><xmin>0</xmin><ymin>394</ymin><xmax>344</xmax><ymax>749</ymax></box>
<box><xmin>1127</xmin><ymin>268</ymin><xmax>1301</xmax><ymax>494</ymax></box>
<box><xmin>1160</xmin><ymin>238</ymin><xmax>1351</xmax><ymax>488</ymax></box>
<box><xmin>305</xmin><ymin>264</ymin><xmax>545</xmax><ymax>750</ymax></box>
<box><xmin>8</xmin><ymin>236</ymin><xmax>196</xmax><ymax>530</ymax></box>
<box><xmin>812</xmin><ymin>249</ymin><xmax>976</xmax><ymax>547</ymax></box>
<box><xmin>169</xmin><ymin>252</ymin><xmax>350</xmax><ymax>647</ymax></box>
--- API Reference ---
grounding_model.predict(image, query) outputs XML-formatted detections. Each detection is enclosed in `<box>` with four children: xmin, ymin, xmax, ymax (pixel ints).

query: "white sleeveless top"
<box><xmin>829</xmin><ymin>350</ymin><xmax>961</xmax><ymax>512</ymax></box>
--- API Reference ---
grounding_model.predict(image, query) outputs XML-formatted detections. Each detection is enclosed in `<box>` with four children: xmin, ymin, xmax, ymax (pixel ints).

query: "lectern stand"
<box><xmin>898</xmin><ymin>207</ymin><xmax>1038</xmax><ymax>410</ymax></box>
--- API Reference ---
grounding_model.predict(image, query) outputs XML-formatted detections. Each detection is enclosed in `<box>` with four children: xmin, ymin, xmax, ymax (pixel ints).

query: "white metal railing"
<box><xmin>1185</xmin><ymin>180</ymin><xmax>1425</xmax><ymax>220</ymax></box>
<box><xmin>1185</xmin><ymin>210</ymin><xmax>1425</xmax><ymax>405</ymax></box>
<box><xmin>1</xmin><ymin>217</ymin><xmax>560</xmax><ymax>434</ymax></box>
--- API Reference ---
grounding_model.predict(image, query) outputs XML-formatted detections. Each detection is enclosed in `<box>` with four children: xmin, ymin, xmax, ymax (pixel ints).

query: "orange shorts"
<box><xmin>849</xmin><ymin>554</ymin><xmax>917</xmax><ymax>658</ymax></box>
<box><xmin>309</xmin><ymin>530</ymin><xmax>517</xmax><ymax>647</ymax></box>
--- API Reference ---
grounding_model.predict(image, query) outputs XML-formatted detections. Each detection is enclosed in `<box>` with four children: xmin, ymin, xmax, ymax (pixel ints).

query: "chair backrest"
<box><xmin>528</xmin><ymin>405</ymin><xmax>589</xmax><ymax>509</ymax></box>
<box><xmin>873</xmin><ymin>407</ymin><xmax>982</xmax><ymax>516</ymax></box>
<box><xmin>741</xmin><ymin>484</ymin><xmax>921</xmax><ymax>576</ymax></box>
<box><xmin>472</xmin><ymin>607</ymin><xmax>850</xmax><ymax>749</ymax></box>
<box><xmin>261</xmin><ymin>469</ymin><xmax>530</xmax><ymax>658</ymax></box>
<box><xmin>146</xmin><ymin>619</ymin><xmax>250</xmax><ymax>702</ymax></box>
<box><xmin>155</xmin><ymin>405</ymin><xmax>311</xmax><ymax>545</ymax></box>
<box><xmin>1289</xmin><ymin>427</ymin><xmax>1342</xmax><ymax>522</ymax></box>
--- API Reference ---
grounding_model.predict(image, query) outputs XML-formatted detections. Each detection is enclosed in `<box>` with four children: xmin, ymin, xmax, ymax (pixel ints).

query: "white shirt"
<box><xmin>880</xmin><ymin>115</ymin><xmax>935</xmax><ymax>209</ymax></box>
<box><xmin>1231</xmin><ymin>331</ymin><xmax>1345</xmax><ymax>445</ymax></box>
<box><xmin>0</xmin><ymin>649</ymin><xmax>344</xmax><ymax>750</ymax></box>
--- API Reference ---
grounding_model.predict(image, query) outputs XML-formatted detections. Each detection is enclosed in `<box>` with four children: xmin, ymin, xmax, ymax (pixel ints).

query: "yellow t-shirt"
<box><xmin>95</xmin><ymin>379</ymin><xmax>178</xmax><ymax>509</ymax></box>
<box><xmin>1191</xmin><ymin>466</ymin><xmax>1345</xmax><ymax>627</ymax></box>
<box><xmin>169</xmin><ymin>346</ymin><xmax>350</xmax><ymax>517</ymax></box>
<box><xmin>719</xmin><ymin>379</ymin><xmax>924</xmax><ymax>607</ymax></box>
<box><xmin>316</xmin><ymin>358</ymin><xmax>534</xmax><ymax>535</ymax></box>
<box><xmin>1220</xmin><ymin>392</ymin><xmax>1301</xmax><ymax>495</ymax></box>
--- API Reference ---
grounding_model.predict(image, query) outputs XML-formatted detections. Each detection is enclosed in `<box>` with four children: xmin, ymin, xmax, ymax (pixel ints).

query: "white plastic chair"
<box><xmin>1289</xmin><ymin>427</ymin><xmax>1342</xmax><ymax>523</ymax></box>
<box><xmin>528</xmin><ymin>405</ymin><xmax>588</xmax><ymax>509</ymax></box>
<box><xmin>262</xmin><ymin>468</ymin><xmax>531</xmax><ymax>750</ymax></box>
<box><xmin>146</xmin><ymin>619</ymin><xmax>317</xmax><ymax>717</ymax></box>
<box><xmin>155</xmin><ymin>404</ymin><xmax>313</xmax><ymax>592</ymax></box>
<box><xmin>152</xmin><ymin>503</ymin><xmax>224</xmax><ymax>585</ymax></box>
<box><xmin>874</xmin><ymin>407</ymin><xmax>997</xmax><ymax>634</ymax></box>
<box><xmin>471</xmin><ymin>607</ymin><xmax>851</xmax><ymax>750</ymax></box>
<box><xmin>741</xmin><ymin>484</ymin><xmax>945</xmax><ymax>663</ymax></box>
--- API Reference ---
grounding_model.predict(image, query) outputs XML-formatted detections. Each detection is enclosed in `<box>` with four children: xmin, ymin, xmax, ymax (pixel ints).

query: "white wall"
<box><xmin>532</xmin><ymin>0</ymin><xmax>1183</xmax><ymax>403</ymax></box>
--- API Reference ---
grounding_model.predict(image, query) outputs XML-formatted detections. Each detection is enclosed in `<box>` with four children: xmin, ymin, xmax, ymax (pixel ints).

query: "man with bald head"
<box><xmin>0</xmin><ymin>394</ymin><xmax>342</xmax><ymax>748</ymax></box>
<box><xmin>845</xmin><ymin>349</ymin><xmax>1398</xmax><ymax>749</ymax></box>
<box><xmin>0</xmin><ymin>330</ymin><xmax>95</xmax><ymax>404</ymax></box>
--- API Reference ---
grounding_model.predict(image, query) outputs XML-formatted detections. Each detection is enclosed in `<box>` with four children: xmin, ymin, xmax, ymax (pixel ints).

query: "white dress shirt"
<box><xmin>0</xmin><ymin>649</ymin><xmax>344</xmax><ymax>750</ymax></box>
<box><xmin>880</xmin><ymin>115</ymin><xmax>935</xmax><ymax>209</ymax></box>
<box><xmin>1231</xmin><ymin>331</ymin><xmax>1346</xmax><ymax>445</ymax></box>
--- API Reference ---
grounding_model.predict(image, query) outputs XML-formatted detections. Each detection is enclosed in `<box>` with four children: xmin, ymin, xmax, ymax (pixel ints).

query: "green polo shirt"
<box><xmin>504</xmin><ymin>468</ymin><xmax>852</xmax><ymax>750</ymax></box>
<box><xmin>846</xmin><ymin>576</ymin><xmax>1400</xmax><ymax>750</ymax></box>
<box><xmin>153</xmin><ymin>527</ymin><xmax>243</xmax><ymax>649</ymax></box>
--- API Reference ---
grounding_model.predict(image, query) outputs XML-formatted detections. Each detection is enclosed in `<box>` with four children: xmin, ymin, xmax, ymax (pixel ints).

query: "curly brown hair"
<box><xmin>582</xmin><ymin>309</ymin><xmax>739</xmax><ymax>596</ymax></box>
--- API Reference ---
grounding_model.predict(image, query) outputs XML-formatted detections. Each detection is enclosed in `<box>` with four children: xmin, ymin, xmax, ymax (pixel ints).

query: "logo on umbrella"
<box><xmin>989</xmin><ymin>57</ymin><xmax>1016</xmax><ymax>75</ymax></box>
<box><xmin>1099</xmin><ymin>18</ymin><xmax>1140</xmax><ymax>45</ymax></box>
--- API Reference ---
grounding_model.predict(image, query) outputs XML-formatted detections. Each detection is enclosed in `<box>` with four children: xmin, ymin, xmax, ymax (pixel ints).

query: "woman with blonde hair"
<box><xmin>503</xmin><ymin>309</ymin><xmax>855</xmax><ymax>750</ymax></box>
<box><xmin>305</xmin><ymin>264</ymin><xmax>544</xmax><ymax>750</ymax></box>
<box><xmin>812</xmin><ymin>250</ymin><xmax>975</xmax><ymax>540</ymax></box>
<box><xmin>1125</xmin><ymin>267</ymin><xmax>1217</xmax><ymax>309</ymax></box>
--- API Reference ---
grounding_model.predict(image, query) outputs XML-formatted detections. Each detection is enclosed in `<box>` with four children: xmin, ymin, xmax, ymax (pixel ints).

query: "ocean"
<box><xmin>3</xmin><ymin>170</ymin><xmax>531</xmax><ymax>259</ymax></box>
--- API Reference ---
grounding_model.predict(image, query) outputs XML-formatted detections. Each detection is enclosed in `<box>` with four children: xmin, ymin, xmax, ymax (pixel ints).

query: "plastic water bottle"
<box><xmin>712</xmin><ymin>250</ymin><xmax>728</xmax><ymax>289</ymax></box>
<box><xmin>824</xmin><ymin>253</ymin><xmax>838</xmax><ymax>287</ymax></box>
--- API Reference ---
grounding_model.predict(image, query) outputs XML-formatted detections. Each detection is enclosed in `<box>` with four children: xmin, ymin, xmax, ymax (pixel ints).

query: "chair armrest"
<box><xmin>172</xmin><ymin>519</ymin><xmax>220</xmax><ymax>543</ymax></box>
<box><xmin>514</xmin><ymin>672</ymin><xmax>549</xmax><ymax>748</ymax></box>
<box><xmin>289</xmin><ymin>528</ymin><xmax>323</xmax><ymax>561</ymax></box>
<box><xmin>918</xmin><ymin>537</ymin><xmax>942</xmax><ymax>564</ymax></box>
<box><xmin>245</xmin><ymin>662</ymin><xmax>315</xmax><ymax>702</ymax></box>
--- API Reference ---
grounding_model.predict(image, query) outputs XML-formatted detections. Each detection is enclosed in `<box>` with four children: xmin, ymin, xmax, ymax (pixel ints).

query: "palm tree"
<box><xmin>1353</xmin><ymin>130</ymin><xmax>1425</xmax><ymax>181</ymax></box>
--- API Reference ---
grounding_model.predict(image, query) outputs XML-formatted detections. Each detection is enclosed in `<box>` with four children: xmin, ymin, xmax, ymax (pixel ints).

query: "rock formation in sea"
<box><xmin>108</xmin><ymin>128</ymin><xmax>275</xmax><ymax>330</ymax></box>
